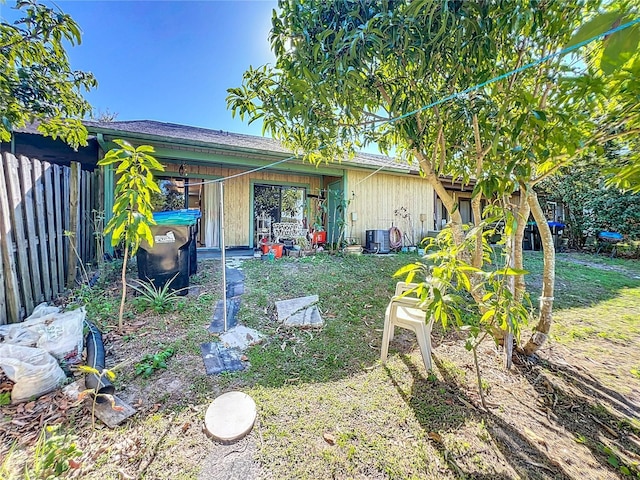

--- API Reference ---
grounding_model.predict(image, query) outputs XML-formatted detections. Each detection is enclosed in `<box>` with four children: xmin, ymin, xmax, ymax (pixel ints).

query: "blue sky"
<box><xmin>2</xmin><ymin>1</ymin><xmax>279</xmax><ymax>135</ymax></box>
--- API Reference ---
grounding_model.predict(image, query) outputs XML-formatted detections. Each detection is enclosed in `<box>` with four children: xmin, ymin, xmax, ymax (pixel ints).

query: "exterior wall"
<box><xmin>435</xmin><ymin>190</ymin><xmax>475</xmax><ymax>230</ymax></box>
<box><xmin>345</xmin><ymin>170</ymin><xmax>435</xmax><ymax>246</ymax></box>
<box><xmin>163</xmin><ymin>162</ymin><xmax>322</xmax><ymax>247</ymax></box>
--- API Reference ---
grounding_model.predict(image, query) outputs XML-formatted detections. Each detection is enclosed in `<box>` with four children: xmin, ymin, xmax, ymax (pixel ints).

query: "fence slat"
<box><xmin>67</xmin><ymin>162</ymin><xmax>80</xmax><ymax>288</ymax></box>
<box><xmin>84</xmin><ymin>172</ymin><xmax>95</xmax><ymax>263</ymax></box>
<box><xmin>84</xmin><ymin>172</ymin><xmax>91</xmax><ymax>263</ymax></box>
<box><xmin>63</xmin><ymin>166</ymin><xmax>70</xmax><ymax>281</ymax></box>
<box><xmin>0</xmin><ymin>154</ymin><xmax>20</xmax><ymax>323</ymax></box>
<box><xmin>42</xmin><ymin>161</ymin><xmax>59</xmax><ymax>296</ymax></box>
<box><xmin>80</xmin><ymin>171</ymin><xmax>86</xmax><ymax>262</ymax></box>
<box><xmin>53</xmin><ymin>164</ymin><xmax>65</xmax><ymax>291</ymax></box>
<box><xmin>33</xmin><ymin>158</ymin><xmax>52</xmax><ymax>300</ymax></box>
<box><xmin>5</xmin><ymin>153</ymin><xmax>33</xmax><ymax>314</ymax></box>
<box><xmin>92</xmin><ymin>169</ymin><xmax>102</xmax><ymax>262</ymax></box>
<box><xmin>20</xmin><ymin>156</ymin><xmax>43</xmax><ymax>303</ymax></box>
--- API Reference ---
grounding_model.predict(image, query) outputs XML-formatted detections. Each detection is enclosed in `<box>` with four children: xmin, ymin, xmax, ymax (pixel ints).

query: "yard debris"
<box><xmin>0</xmin><ymin>376</ymin><xmax>83</xmax><ymax>454</ymax></box>
<box><xmin>0</xmin><ymin>304</ymin><xmax>85</xmax><ymax>364</ymax></box>
<box><xmin>275</xmin><ymin>295</ymin><xmax>324</xmax><ymax>328</ymax></box>
<box><xmin>200</xmin><ymin>342</ymin><xmax>245</xmax><ymax>375</ymax></box>
<box><xmin>220</xmin><ymin>325</ymin><xmax>264</xmax><ymax>350</ymax></box>
<box><xmin>323</xmin><ymin>432</ymin><xmax>336</xmax><ymax>445</ymax></box>
<box><xmin>0</xmin><ymin>344</ymin><xmax>67</xmax><ymax>403</ymax></box>
<box><xmin>63</xmin><ymin>379</ymin><xmax>136</xmax><ymax>428</ymax></box>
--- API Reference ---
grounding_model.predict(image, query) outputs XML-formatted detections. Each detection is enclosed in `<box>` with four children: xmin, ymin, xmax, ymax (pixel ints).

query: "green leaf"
<box><xmin>531</xmin><ymin>110</ymin><xmax>547</xmax><ymax>122</ymax></box>
<box><xmin>600</xmin><ymin>24</ymin><xmax>639</xmax><ymax>75</ymax></box>
<box><xmin>566</xmin><ymin>12</ymin><xmax>621</xmax><ymax>49</ymax></box>
<box><xmin>394</xmin><ymin>263</ymin><xmax>419</xmax><ymax>277</ymax></box>
<box><xmin>480</xmin><ymin>309</ymin><xmax>496</xmax><ymax>324</ymax></box>
<box><xmin>495</xmin><ymin>268</ymin><xmax>528</xmax><ymax>276</ymax></box>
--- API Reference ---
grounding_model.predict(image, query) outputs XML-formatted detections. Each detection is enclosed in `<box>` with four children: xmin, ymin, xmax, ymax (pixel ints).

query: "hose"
<box><xmin>389</xmin><ymin>226</ymin><xmax>402</xmax><ymax>250</ymax></box>
<box><xmin>84</xmin><ymin>322</ymin><xmax>115</xmax><ymax>403</ymax></box>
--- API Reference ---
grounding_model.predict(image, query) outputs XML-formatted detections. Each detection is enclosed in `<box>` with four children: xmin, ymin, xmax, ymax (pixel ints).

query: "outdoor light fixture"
<box><xmin>179</xmin><ymin>163</ymin><xmax>187</xmax><ymax>176</ymax></box>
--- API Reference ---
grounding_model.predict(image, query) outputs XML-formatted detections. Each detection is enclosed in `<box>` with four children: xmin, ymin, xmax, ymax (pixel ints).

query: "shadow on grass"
<box><xmin>524</xmin><ymin>251</ymin><xmax>640</xmax><ymax>311</ymax></box>
<box><xmin>385</xmin><ymin>354</ymin><xmax>574</xmax><ymax>480</ymax></box>
<box><xmin>517</xmin><ymin>356</ymin><xmax>640</xmax><ymax>478</ymax></box>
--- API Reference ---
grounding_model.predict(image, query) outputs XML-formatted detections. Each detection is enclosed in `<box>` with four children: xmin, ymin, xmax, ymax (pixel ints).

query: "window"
<box><xmin>254</xmin><ymin>184</ymin><xmax>306</xmax><ymax>244</ymax></box>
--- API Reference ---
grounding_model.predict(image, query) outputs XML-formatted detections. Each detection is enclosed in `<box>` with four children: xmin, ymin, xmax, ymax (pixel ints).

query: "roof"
<box><xmin>84</xmin><ymin>119</ymin><xmax>419</xmax><ymax>172</ymax></box>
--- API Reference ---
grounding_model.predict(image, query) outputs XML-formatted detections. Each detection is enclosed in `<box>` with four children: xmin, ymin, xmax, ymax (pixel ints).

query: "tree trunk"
<box><xmin>118</xmin><ymin>245</ymin><xmax>129</xmax><ymax>332</ymax></box>
<box><xmin>523</xmin><ymin>191</ymin><xmax>555</xmax><ymax>356</ymax></box>
<box><xmin>513</xmin><ymin>190</ymin><xmax>531</xmax><ymax>303</ymax></box>
<box><xmin>471</xmin><ymin>195</ymin><xmax>483</xmax><ymax>268</ymax></box>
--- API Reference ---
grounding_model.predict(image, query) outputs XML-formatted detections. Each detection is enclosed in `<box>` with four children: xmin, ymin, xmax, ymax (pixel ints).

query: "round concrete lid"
<box><xmin>204</xmin><ymin>391</ymin><xmax>257</xmax><ymax>442</ymax></box>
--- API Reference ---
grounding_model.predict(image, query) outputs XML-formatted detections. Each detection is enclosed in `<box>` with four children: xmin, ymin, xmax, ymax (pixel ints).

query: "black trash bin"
<box><xmin>137</xmin><ymin>210</ymin><xmax>201</xmax><ymax>295</ymax></box>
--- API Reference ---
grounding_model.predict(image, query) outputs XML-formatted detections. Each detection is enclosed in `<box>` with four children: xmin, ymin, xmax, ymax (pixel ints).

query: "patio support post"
<box><xmin>219</xmin><ymin>181</ymin><xmax>227</xmax><ymax>332</ymax></box>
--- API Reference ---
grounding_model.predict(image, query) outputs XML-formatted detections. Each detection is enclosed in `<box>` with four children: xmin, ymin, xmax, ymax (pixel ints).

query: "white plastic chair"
<box><xmin>381</xmin><ymin>282</ymin><xmax>434</xmax><ymax>372</ymax></box>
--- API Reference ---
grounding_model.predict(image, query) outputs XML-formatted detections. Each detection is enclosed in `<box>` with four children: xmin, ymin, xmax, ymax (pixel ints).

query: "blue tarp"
<box><xmin>153</xmin><ymin>209</ymin><xmax>201</xmax><ymax>226</ymax></box>
<box><xmin>599</xmin><ymin>231</ymin><xmax>623</xmax><ymax>241</ymax></box>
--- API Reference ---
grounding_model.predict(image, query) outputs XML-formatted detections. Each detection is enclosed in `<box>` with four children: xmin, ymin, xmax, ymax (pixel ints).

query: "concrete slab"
<box><xmin>275</xmin><ymin>295</ymin><xmax>319</xmax><ymax>322</ymax></box>
<box><xmin>282</xmin><ymin>305</ymin><xmax>324</xmax><ymax>328</ymax></box>
<box><xmin>208</xmin><ymin>298</ymin><xmax>241</xmax><ymax>333</ymax></box>
<box><xmin>226</xmin><ymin>282</ymin><xmax>245</xmax><ymax>298</ymax></box>
<box><xmin>204</xmin><ymin>391</ymin><xmax>256</xmax><ymax>443</ymax></box>
<box><xmin>225</xmin><ymin>267</ymin><xmax>245</xmax><ymax>284</ymax></box>
<box><xmin>220</xmin><ymin>326</ymin><xmax>263</xmax><ymax>350</ymax></box>
<box><xmin>200</xmin><ymin>343</ymin><xmax>245</xmax><ymax>375</ymax></box>
<box><xmin>63</xmin><ymin>379</ymin><xmax>136</xmax><ymax>428</ymax></box>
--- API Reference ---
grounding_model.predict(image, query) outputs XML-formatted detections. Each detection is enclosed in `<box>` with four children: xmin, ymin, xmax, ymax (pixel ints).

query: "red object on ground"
<box><xmin>270</xmin><ymin>243</ymin><xmax>284</xmax><ymax>258</ymax></box>
<box><xmin>261</xmin><ymin>243</ymin><xmax>284</xmax><ymax>258</ymax></box>
<box><xmin>312</xmin><ymin>231</ymin><xmax>327</xmax><ymax>244</ymax></box>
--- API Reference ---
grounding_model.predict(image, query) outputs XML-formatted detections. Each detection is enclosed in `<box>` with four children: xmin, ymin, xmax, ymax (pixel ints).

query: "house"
<box><xmin>85</xmin><ymin>120</ymin><xmax>473</xmax><ymax>250</ymax></box>
<box><xmin>0</xmin><ymin>122</ymin><xmax>99</xmax><ymax>170</ymax></box>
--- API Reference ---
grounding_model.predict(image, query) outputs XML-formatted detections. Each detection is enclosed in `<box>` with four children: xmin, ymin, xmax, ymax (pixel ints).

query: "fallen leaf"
<box><xmin>181</xmin><ymin>422</ymin><xmax>191</xmax><ymax>433</ymax></box>
<box><xmin>323</xmin><ymin>432</ymin><xmax>336</xmax><ymax>445</ymax></box>
<box><xmin>68</xmin><ymin>459</ymin><xmax>82</xmax><ymax>469</ymax></box>
<box><xmin>428</xmin><ymin>431</ymin><xmax>443</xmax><ymax>443</ymax></box>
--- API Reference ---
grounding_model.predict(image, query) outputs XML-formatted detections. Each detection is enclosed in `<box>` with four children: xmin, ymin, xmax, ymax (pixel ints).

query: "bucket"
<box><xmin>270</xmin><ymin>243</ymin><xmax>284</xmax><ymax>258</ymax></box>
<box><xmin>261</xmin><ymin>244</ymin><xmax>270</xmax><ymax>255</ymax></box>
<box><xmin>312</xmin><ymin>231</ymin><xmax>327</xmax><ymax>244</ymax></box>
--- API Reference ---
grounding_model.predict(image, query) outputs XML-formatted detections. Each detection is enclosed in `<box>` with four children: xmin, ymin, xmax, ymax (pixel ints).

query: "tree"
<box><xmin>97</xmin><ymin>140</ymin><xmax>164</xmax><ymax>331</ymax></box>
<box><xmin>0</xmin><ymin>0</ymin><xmax>96</xmax><ymax>148</ymax></box>
<box><xmin>541</xmin><ymin>153</ymin><xmax>640</xmax><ymax>247</ymax></box>
<box><xmin>228</xmin><ymin>1</ymin><xmax>640</xmax><ymax>363</ymax></box>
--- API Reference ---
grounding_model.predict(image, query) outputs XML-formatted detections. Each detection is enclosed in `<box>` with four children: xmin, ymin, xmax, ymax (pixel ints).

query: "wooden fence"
<box><xmin>0</xmin><ymin>153</ymin><xmax>100</xmax><ymax>324</ymax></box>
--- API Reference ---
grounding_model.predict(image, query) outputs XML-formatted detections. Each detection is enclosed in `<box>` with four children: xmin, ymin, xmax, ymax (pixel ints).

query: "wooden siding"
<box><xmin>345</xmin><ymin>170</ymin><xmax>435</xmax><ymax>245</ymax></box>
<box><xmin>163</xmin><ymin>163</ymin><xmax>322</xmax><ymax>246</ymax></box>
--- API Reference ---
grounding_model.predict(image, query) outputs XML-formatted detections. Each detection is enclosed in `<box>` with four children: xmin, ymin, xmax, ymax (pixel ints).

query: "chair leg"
<box><xmin>414</xmin><ymin>323</ymin><xmax>433</xmax><ymax>372</ymax></box>
<box><xmin>380</xmin><ymin>309</ymin><xmax>393</xmax><ymax>363</ymax></box>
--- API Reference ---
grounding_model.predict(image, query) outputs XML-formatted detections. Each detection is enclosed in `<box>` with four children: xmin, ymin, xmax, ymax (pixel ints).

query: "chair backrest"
<box><xmin>394</xmin><ymin>282</ymin><xmax>420</xmax><ymax>297</ymax></box>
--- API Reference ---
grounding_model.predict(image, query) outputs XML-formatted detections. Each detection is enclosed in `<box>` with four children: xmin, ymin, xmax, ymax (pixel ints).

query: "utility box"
<box><xmin>365</xmin><ymin>229</ymin><xmax>390</xmax><ymax>254</ymax></box>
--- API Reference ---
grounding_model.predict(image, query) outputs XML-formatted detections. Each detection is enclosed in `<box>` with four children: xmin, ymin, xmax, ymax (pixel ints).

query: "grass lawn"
<box><xmin>1</xmin><ymin>251</ymin><xmax>639</xmax><ymax>479</ymax></box>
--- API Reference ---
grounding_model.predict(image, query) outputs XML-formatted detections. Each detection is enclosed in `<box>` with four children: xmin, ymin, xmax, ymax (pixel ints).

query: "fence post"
<box><xmin>0</xmin><ymin>153</ymin><xmax>21</xmax><ymax>323</ymax></box>
<box><xmin>5</xmin><ymin>153</ymin><xmax>33</xmax><ymax>315</ymax></box>
<box><xmin>67</xmin><ymin>162</ymin><xmax>81</xmax><ymax>288</ymax></box>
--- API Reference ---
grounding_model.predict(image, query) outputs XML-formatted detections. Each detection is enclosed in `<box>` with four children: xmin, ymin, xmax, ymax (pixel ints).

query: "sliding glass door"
<box><xmin>253</xmin><ymin>184</ymin><xmax>306</xmax><ymax>245</ymax></box>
